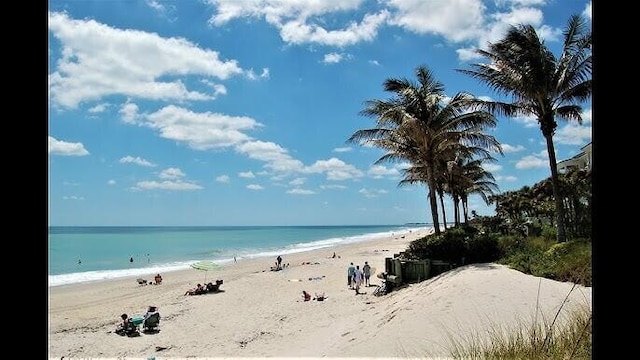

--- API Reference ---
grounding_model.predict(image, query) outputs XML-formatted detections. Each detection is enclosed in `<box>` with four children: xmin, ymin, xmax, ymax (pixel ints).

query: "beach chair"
<box><xmin>143</xmin><ymin>313</ymin><xmax>160</xmax><ymax>333</ymax></box>
<box><xmin>206</xmin><ymin>279</ymin><xmax>224</xmax><ymax>293</ymax></box>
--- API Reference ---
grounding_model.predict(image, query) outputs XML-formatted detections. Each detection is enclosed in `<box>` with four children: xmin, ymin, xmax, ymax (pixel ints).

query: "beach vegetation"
<box><xmin>457</xmin><ymin>14</ymin><xmax>592</xmax><ymax>243</ymax></box>
<box><xmin>349</xmin><ymin>64</ymin><xmax>502</xmax><ymax>236</ymax></box>
<box><xmin>447</xmin><ymin>294</ymin><xmax>592</xmax><ymax>359</ymax></box>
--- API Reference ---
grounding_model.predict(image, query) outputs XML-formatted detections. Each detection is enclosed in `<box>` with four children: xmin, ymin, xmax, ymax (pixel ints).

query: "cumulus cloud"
<box><xmin>501</xmin><ymin>143</ymin><xmax>525</xmax><ymax>153</ymax></box>
<box><xmin>216</xmin><ymin>175</ymin><xmax>230</xmax><ymax>183</ymax></box>
<box><xmin>48</xmin><ymin>11</ymin><xmax>247</xmax><ymax>109</ymax></box>
<box><xmin>367</xmin><ymin>165</ymin><xmax>400</xmax><ymax>179</ymax></box>
<box><xmin>358</xmin><ymin>187</ymin><xmax>388</xmax><ymax>198</ymax></box>
<box><xmin>239</xmin><ymin>171</ymin><xmax>256</xmax><ymax>178</ymax></box>
<box><xmin>49</xmin><ymin>136</ymin><xmax>90</xmax><ymax>156</ymax></box>
<box><xmin>159</xmin><ymin>167</ymin><xmax>186</xmax><ymax>179</ymax></box>
<box><xmin>515</xmin><ymin>150</ymin><xmax>548</xmax><ymax>169</ymax></box>
<box><xmin>142</xmin><ymin>105</ymin><xmax>262</xmax><ymax>150</ymax></box>
<box><xmin>305</xmin><ymin>157</ymin><xmax>364</xmax><ymax>181</ymax></box>
<box><xmin>119</xmin><ymin>155</ymin><xmax>156</xmax><ymax>167</ymax></box>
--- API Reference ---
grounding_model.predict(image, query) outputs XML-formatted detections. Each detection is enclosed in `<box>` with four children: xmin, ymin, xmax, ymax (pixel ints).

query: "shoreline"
<box><xmin>49</xmin><ymin>226</ymin><xmax>428</xmax><ymax>288</ymax></box>
<box><xmin>48</xmin><ymin>227</ymin><xmax>591</xmax><ymax>358</ymax></box>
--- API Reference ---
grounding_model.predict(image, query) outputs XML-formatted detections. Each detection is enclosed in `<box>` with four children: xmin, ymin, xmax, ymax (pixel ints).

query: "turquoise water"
<box><xmin>48</xmin><ymin>225</ymin><xmax>430</xmax><ymax>287</ymax></box>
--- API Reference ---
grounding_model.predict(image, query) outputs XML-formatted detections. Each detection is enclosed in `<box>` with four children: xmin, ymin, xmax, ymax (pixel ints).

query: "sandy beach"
<box><xmin>48</xmin><ymin>229</ymin><xmax>592</xmax><ymax>359</ymax></box>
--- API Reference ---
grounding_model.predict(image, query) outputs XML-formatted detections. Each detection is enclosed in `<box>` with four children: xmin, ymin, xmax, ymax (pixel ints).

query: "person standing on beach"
<box><xmin>347</xmin><ymin>262</ymin><xmax>356</xmax><ymax>288</ymax></box>
<box><xmin>277</xmin><ymin>255</ymin><xmax>283</xmax><ymax>269</ymax></box>
<box><xmin>362</xmin><ymin>261</ymin><xmax>371</xmax><ymax>287</ymax></box>
<box><xmin>353</xmin><ymin>265</ymin><xmax>364</xmax><ymax>294</ymax></box>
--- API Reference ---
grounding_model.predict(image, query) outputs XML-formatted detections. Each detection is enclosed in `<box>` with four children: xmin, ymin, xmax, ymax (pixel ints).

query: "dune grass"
<box><xmin>446</xmin><ymin>281</ymin><xmax>592</xmax><ymax>359</ymax></box>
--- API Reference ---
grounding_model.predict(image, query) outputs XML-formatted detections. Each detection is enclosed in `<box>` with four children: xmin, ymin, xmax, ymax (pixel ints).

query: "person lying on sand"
<box><xmin>184</xmin><ymin>283</ymin><xmax>205</xmax><ymax>296</ymax></box>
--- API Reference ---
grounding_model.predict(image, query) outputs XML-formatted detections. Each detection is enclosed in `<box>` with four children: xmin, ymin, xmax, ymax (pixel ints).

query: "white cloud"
<box><xmin>48</xmin><ymin>11</ymin><xmax>246</xmax><ymax>109</ymax></box>
<box><xmin>289</xmin><ymin>177</ymin><xmax>306</xmax><ymax>186</ymax></box>
<box><xmin>320</xmin><ymin>184</ymin><xmax>347</xmax><ymax>190</ymax></box>
<box><xmin>305</xmin><ymin>157</ymin><xmax>364</xmax><ymax>181</ymax></box>
<box><xmin>333</xmin><ymin>147</ymin><xmax>352</xmax><ymax>153</ymax></box>
<box><xmin>133</xmin><ymin>180</ymin><xmax>202</xmax><ymax>191</ymax></box>
<box><xmin>108</xmin><ymin>179</ymin><xmax>116</xmax><ymax>185</ymax></box>
<box><xmin>119</xmin><ymin>155</ymin><xmax>156</xmax><ymax>167</ymax></box>
<box><xmin>236</xmin><ymin>140</ymin><xmax>305</xmax><ymax>173</ymax></box>
<box><xmin>323</xmin><ymin>52</ymin><xmax>352</xmax><ymax>64</ymax></box>
<box><xmin>554</xmin><ymin>124</ymin><xmax>591</xmax><ymax>146</ymax></box>
<box><xmin>483</xmin><ymin>163</ymin><xmax>502</xmax><ymax>173</ymax></box>
<box><xmin>358</xmin><ymin>187</ymin><xmax>388</xmax><ymax>198</ymax></box>
<box><xmin>287</xmin><ymin>188</ymin><xmax>315</xmax><ymax>195</ymax></box>
<box><xmin>119</xmin><ymin>101</ymin><xmax>140</xmax><ymax>124</ymax></box>
<box><xmin>387</xmin><ymin>0</ymin><xmax>486</xmax><ymax>43</ymax></box>
<box><xmin>501</xmin><ymin>143</ymin><xmax>525</xmax><ymax>153</ymax></box>
<box><xmin>159</xmin><ymin>167</ymin><xmax>186</xmax><ymax>179</ymax></box>
<box><xmin>207</xmin><ymin>0</ymin><xmax>388</xmax><ymax>47</ymax></box>
<box><xmin>499</xmin><ymin>175</ymin><xmax>517</xmax><ymax>182</ymax></box>
<box><xmin>143</xmin><ymin>105</ymin><xmax>262</xmax><ymax>150</ymax></box>
<box><xmin>88</xmin><ymin>103</ymin><xmax>110</xmax><ymax>113</ymax></box>
<box><xmin>246</xmin><ymin>68</ymin><xmax>270</xmax><ymax>80</ymax></box>
<box><xmin>49</xmin><ymin>136</ymin><xmax>90</xmax><ymax>156</ymax></box>
<box><xmin>515</xmin><ymin>151</ymin><xmax>548</xmax><ymax>169</ymax></box>
<box><xmin>367</xmin><ymin>165</ymin><xmax>400</xmax><ymax>179</ymax></box>
<box><xmin>63</xmin><ymin>195</ymin><xmax>85</xmax><ymax>200</ymax></box>
<box><xmin>239</xmin><ymin>171</ymin><xmax>256</xmax><ymax>178</ymax></box>
<box><xmin>247</xmin><ymin>184</ymin><xmax>264</xmax><ymax>190</ymax></box>
<box><xmin>583</xmin><ymin>1</ymin><xmax>592</xmax><ymax>20</ymax></box>
<box><xmin>216</xmin><ymin>175</ymin><xmax>230</xmax><ymax>183</ymax></box>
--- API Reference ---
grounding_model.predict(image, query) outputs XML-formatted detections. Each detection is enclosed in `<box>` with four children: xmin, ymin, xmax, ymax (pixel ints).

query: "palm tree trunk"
<box><xmin>544</xmin><ymin>134</ymin><xmax>567</xmax><ymax>242</ymax></box>
<box><xmin>438</xmin><ymin>190</ymin><xmax>448</xmax><ymax>230</ymax></box>
<box><xmin>462</xmin><ymin>196</ymin><xmax>469</xmax><ymax>223</ymax></box>
<box><xmin>426</xmin><ymin>170</ymin><xmax>441</xmax><ymax>234</ymax></box>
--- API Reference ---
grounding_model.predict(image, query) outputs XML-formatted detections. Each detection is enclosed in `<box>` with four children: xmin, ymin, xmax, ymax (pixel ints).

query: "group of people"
<box><xmin>347</xmin><ymin>261</ymin><xmax>372</xmax><ymax>294</ymax></box>
<box><xmin>115</xmin><ymin>305</ymin><xmax>160</xmax><ymax>336</ymax></box>
<box><xmin>271</xmin><ymin>255</ymin><xmax>290</xmax><ymax>271</ymax></box>
<box><xmin>184</xmin><ymin>280</ymin><xmax>224</xmax><ymax>296</ymax></box>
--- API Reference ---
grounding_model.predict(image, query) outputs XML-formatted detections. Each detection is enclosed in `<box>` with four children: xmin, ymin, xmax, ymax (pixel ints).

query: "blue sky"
<box><xmin>48</xmin><ymin>0</ymin><xmax>592</xmax><ymax>226</ymax></box>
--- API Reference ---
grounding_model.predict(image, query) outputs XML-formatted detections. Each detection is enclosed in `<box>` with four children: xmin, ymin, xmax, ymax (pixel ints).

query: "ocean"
<box><xmin>48</xmin><ymin>225</ymin><xmax>430</xmax><ymax>287</ymax></box>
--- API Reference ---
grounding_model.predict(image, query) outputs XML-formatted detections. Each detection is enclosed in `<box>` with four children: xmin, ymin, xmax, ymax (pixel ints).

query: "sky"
<box><xmin>48</xmin><ymin>0</ymin><xmax>593</xmax><ymax>227</ymax></box>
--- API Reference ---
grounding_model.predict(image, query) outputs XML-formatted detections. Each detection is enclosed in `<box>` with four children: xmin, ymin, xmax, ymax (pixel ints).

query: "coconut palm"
<box><xmin>349</xmin><ymin>65</ymin><xmax>501</xmax><ymax>234</ymax></box>
<box><xmin>457</xmin><ymin>14</ymin><xmax>591</xmax><ymax>242</ymax></box>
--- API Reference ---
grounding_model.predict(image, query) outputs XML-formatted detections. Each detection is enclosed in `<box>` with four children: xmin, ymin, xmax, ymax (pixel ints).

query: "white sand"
<box><xmin>48</xmin><ymin>229</ymin><xmax>591</xmax><ymax>359</ymax></box>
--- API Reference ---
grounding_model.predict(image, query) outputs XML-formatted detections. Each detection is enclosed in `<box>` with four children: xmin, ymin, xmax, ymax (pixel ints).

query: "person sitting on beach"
<box><xmin>302</xmin><ymin>290</ymin><xmax>311</xmax><ymax>301</ymax></box>
<box><xmin>115</xmin><ymin>313</ymin><xmax>137</xmax><ymax>336</ymax></box>
<box><xmin>195</xmin><ymin>283</ymin><xmax>208</xmax><ymax>295</ymax></box>
<box><xmin>314</xmin><ymin>292</ymin><xmax>326</xmax><ymax>301</ymax></box>
<box><xmin>185</xmin><ymin>283</ymin><xmax>203</xmax><ymax>296</ymax></box>
<box><xmin>154</xmin><ymin>274</ymin><xmax>163</xmax><ymax>285</ymax></box>
<box><xmin>143</xmin><ymin>306</ymin><xmax>160</xmax><ymax>322</ymax></box>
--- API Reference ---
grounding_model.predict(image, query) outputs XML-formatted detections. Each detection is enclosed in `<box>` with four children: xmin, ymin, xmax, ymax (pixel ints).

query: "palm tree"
<box><xmin>348</xmin><ymin>65</ymin><xmax>501</xmax><ymax>235</ymax></box>
<box><xmin>449</xmin><ymin>156</ymin><xmax>500</xmax><ymax>224</ymax></box>
<box><xmin>457</xmin><ymin>14</ymin><xmax>591</xmax><ymax>242</ymax></box>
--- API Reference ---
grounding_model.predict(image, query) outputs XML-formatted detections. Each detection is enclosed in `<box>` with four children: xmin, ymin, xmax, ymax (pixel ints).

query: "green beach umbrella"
<box><xmin>190</xmin><ymin>260</ymin><xmax>221</xmax><ymax>283</ymax></box>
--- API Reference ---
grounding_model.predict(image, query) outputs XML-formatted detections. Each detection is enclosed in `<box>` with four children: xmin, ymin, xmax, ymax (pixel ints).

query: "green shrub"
<box><xmin>466</xmin><ymin>232</ymin><xmax>503</xmax><ymax>263</ymax></box>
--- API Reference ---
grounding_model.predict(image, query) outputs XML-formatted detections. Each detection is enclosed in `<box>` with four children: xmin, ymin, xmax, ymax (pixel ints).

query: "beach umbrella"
<box><xmin>190</xmin><ymin>260</ymin><xmax>221</xmax><ymax>283</ymax></box>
